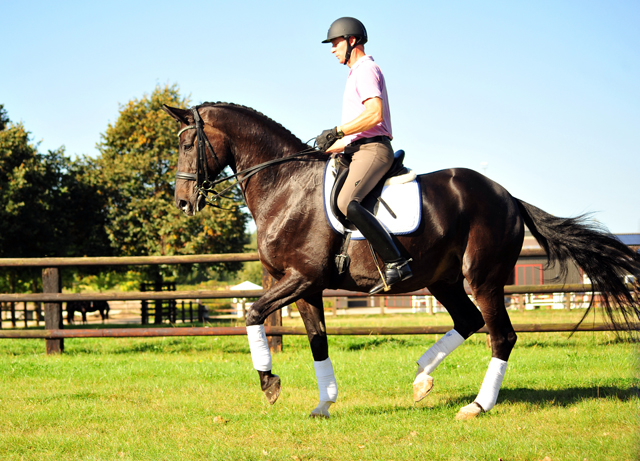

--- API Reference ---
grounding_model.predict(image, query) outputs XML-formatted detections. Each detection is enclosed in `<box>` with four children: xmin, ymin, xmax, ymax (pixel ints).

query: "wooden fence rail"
<box><xmin>0</xmin><ymin>251</ymin><xmax>636</xmax><ymax>354</ymax></box>
<box><xmin>0</xmin><ymin>283</ymin><xmax>620</xmax><ymax>303</ymax></box>
<box><xmin>0</xmin><ymin>323</ymin><xmax>633</xmax><ymax>339</ymax></box>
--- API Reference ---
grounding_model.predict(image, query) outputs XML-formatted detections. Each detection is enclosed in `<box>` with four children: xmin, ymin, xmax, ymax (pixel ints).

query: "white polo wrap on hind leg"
<box><xmin>416</xmin><ymin>329</ymin><xmax>465</xmax><ymax>375</ymax></box>
<box><xmin>314</xmin><ymin>358</ymin><xmax>338</xmax><ymax>402</ymax></box>
<box><xmin>474</xmin><ymin>357</ymin><xmax>508</xmax><ymax>412</ymax></box>
<box><xmin>246</xmin><ymin>324</ymin><xmax>272</xmax><ymax>371</ymax></box>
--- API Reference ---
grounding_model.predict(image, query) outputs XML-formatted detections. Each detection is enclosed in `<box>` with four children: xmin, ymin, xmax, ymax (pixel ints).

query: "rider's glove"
<box><xmin>316</xmin><ymin>127</ymin><xmax>343</xmax><ymax>151</ymax></box>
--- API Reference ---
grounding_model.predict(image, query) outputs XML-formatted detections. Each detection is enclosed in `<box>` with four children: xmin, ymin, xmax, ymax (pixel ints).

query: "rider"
<box><xmin>316</xmin><ymin>17</ymin><xmax>412</xmax><ymax>295</ymax></box>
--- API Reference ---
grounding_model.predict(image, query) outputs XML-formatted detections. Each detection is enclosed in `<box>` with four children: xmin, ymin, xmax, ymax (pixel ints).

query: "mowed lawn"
<box><xmin>0</xmin><ymin>310</ymin><xmax>637</xmax><ymax>461</ymax></box>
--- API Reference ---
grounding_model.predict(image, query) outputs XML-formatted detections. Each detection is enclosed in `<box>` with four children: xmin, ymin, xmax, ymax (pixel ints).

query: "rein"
<box><xmin>176</xmin><ymin>106</ymin><xmax>321</xmax><ymax>210</ymax></box>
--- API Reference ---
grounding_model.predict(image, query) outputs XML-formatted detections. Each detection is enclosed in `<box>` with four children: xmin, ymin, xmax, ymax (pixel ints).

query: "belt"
<box><xmin>348</xmin><ymin>135</ymin><xmax>391</xmax><ymax>147</ymax></box>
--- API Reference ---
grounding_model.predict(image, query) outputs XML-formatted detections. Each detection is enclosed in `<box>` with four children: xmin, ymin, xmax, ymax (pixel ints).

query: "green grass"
<box><xmin>0</xmin><ymin>311</ymin><xmax>638</xmax><ymax>460</ymax></box>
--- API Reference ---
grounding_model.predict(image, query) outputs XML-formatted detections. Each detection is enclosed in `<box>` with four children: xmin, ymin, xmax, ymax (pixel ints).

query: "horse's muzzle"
<box><xmin>177</xmin><ymin>194</ymin><xmax>206</xmax><ymax>216</ymax></box>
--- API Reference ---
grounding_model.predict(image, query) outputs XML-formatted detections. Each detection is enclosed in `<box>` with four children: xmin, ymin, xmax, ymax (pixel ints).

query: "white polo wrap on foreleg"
<box><xmin>416</xmin><ymin>329</ymin><xmax>465</xmax><ymax>375</ymax></box>
<box><xmin>246</xmin><ymin>324</ymin><xmax>272</xmax><ymax>371</ymax></box>
<box><xmin>314</xmin><ymin>358</ymin><xmax>338</xmax><ymax>402</ymax></box>
<box><xmin>474</xmin><ymin>357</ymin><xmax>508</xmax><ymax>412</ymax></box>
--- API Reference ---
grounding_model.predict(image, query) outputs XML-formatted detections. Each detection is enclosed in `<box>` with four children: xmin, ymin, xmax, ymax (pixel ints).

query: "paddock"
<box><xmin>0</xmin><ymin>253</ymin><xmax>637</xmax><ymax>459</ymax></box>
<box><xmin>0</xmin><ymin>251</ymin><xmax>637</xmax><ymax>353</ymax></box>
<box><xmin>0</xmin><ymin>313</ymin><xmax>636</xmax><ymax>460</ymax></box>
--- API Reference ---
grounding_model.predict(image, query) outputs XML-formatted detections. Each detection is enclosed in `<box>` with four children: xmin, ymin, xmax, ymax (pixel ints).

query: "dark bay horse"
<box><xmin>162</xmin><ymin>102</ymin><xmax>639</xmax><ymax>419</ymax></box>
<box><xmin>67</xmin><ymin>300</ymin><xmax>110</xmax><ymax>324</ymax></box>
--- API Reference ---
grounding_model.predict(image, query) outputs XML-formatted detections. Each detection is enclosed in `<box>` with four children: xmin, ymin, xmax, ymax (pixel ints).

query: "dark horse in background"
<box><xmin>163</xmin><ymin>103</ymin><xmax>639</xmax><ymax>420</ymax></box>
<box><xmin>67</xmin><ymin>301</ymin><xmax>110</xmax><ymax>325</ymax></box>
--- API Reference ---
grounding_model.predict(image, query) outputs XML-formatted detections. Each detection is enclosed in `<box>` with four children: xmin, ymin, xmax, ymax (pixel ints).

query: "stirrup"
<box><xmin>370</xmin><ymin>259</ymin><xmax>413</xmax><ymax>295</ymax></box>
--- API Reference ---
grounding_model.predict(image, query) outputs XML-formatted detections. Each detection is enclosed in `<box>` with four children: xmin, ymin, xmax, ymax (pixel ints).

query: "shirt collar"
<box><xmin>348</xmin><ymin>55</ymin><xmax>374</xmax><ymax>76</ymax></box>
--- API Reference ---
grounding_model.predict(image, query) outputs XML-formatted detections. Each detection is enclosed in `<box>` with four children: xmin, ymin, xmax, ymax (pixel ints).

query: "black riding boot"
<box><xmin>346</xmin><ymin>201</ymin><xmax>413</xmax><ymax>294</ymax></box>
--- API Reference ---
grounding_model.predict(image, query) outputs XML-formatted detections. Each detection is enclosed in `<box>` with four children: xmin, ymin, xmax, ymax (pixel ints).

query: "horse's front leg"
<box><xmin>245</xmin><ymin>271</ymin><xmax>313</xmax><ymax>405</ymax></box>
<box><xmin>296</xmin><ymin>294</ymin><xmax>338</xmax><ymax>418</ymax></box>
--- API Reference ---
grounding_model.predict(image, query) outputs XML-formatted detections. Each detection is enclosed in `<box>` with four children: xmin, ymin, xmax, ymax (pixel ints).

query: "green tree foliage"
<box><xmin>96</xmin><ymin>84</ymin><xmax>249</xmax><ymax>276</ymax></box>
<box><xmin>0</xmin><ymin>107</ymin><xmax>110</xmax><ymax>292</ymax></box>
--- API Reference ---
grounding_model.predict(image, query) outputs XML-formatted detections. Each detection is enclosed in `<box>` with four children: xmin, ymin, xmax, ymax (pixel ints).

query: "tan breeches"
<box><xmin>337</xmin><ymin>141</ymin><xmax>395</xmax><ymax>216</ymax></box>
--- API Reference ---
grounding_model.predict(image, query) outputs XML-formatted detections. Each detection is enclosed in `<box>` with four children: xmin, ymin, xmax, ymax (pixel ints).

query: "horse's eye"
<box><xmin>183</xmin><ymin>143</ymin><xmax>193</xmax><ymax>150</ymax></box>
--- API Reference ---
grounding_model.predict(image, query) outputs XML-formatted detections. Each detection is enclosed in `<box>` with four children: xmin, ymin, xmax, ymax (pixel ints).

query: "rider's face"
<box><xmin>330</xmin><ymin>37</ymin><xmax>348</xmax><ymax>64</ymax></box>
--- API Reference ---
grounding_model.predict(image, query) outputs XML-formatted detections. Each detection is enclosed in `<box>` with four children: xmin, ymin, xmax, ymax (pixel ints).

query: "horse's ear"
<box><xmin>162</xmin><ymin>105</ymin><xmax>190</xmax><ymax>124</ymax></box>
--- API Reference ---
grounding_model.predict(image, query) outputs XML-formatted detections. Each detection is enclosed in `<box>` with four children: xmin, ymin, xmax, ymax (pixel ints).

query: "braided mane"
<box><xmin>199</xmin><ymin>102</ymin><xmax>304</xmax><ymax>145</ymax></box>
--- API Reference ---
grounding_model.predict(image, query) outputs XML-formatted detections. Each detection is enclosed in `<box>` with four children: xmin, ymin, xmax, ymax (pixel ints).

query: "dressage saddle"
<box><xmin>330</xmin><ymin>150</ymin><xmax>409</xmax><ymax>231</ymax></box>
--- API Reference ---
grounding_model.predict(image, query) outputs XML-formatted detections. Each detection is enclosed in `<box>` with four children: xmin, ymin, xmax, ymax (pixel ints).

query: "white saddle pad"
<box><xmin>322</xmin><ymin>158</ymin><xmax>422</xmax><ymax>240</ymax></box>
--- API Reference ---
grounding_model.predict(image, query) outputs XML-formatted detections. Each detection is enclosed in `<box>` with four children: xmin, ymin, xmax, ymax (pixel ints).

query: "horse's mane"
<box><xmin>199</xmin><ymin>102</ymin><xmax>305</xmax><ymax>146</ymax></box>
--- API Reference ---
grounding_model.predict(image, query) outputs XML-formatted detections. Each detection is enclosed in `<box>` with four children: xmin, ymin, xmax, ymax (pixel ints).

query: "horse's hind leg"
<box><xmin>296</xmin><ymin>293</ymin><xmax>338</xmax><ymax>418</ymax></box>
<box><xmin>455</xmin><ymin>284</ymin><xmax>516</xmax><ymax>420</ymax></box>
<box><xmin>413</xmin><ymin>279</ymin><xmax>485</xmax><ymax>402</ymax></box>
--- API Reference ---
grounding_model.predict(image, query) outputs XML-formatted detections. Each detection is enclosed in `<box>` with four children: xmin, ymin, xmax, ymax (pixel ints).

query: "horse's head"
<box><xmin>162</xmin><ymin>104</ymin><xmax>232</xmax><ymax>216</ymax></box>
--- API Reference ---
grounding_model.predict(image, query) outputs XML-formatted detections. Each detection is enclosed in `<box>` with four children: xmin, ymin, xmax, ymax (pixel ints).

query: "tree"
<box><xmin>96</xmin><ymin>84</ymin><xmax>249</xmax><ymax>277</ymax></box>
<box><xmin>0</xmin><ymin>107</ymin><xmax>110</xmax><ymax>293</ymax></box>
<box><xmin>0</xmin><ymin>105</ymin><xmax>8</xmax><ymax>131</ymax></box>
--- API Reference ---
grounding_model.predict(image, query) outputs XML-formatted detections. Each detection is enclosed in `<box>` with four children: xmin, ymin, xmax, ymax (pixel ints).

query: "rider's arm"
<box><xmin>340</xmin><ymin>97</ymin><xmax>383</xmax><ymax>136</ymax></box>
<box><xmin>325</xmin><ymin>97</ymin><xmax>383</xmax><ymax>154</ymax></box>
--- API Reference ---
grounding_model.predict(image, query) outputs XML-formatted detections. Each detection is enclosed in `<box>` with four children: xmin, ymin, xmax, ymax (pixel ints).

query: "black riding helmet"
<box><xmin>322</xmin><ymin>17</ymin><xmax>368</xmax><ymax>65</ymax></box>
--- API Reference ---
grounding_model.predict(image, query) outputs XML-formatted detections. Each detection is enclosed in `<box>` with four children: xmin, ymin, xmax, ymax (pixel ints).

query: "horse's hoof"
<box><xmin>263</xmin><ymin>374</ymin><xmax>281</xmax><ymax>405</ymax></box>
<box><xmin>309</xmin><ymin>401</ymin><xmax>332</xmax><ymax>419</ymax></box>
<box><xmin>413</xmin><ymin>370</ymin><xmax>434</xmax><ymax>402</ymax></box>
<box><xmin>455</xmin><ymin>402</ymin><xmax>483</xmax><ymax>420</ymax></box>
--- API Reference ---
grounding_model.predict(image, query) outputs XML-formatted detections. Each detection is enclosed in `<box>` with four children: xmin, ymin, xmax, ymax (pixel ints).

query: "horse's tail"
<box><xmin>515</xmin><ymin>199</ymin><xmax>640</xmax><ymax>333</ymax></box>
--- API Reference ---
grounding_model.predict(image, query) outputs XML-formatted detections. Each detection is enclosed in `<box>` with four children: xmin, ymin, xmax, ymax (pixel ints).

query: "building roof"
<box><xmin>616</xmin><ymin>234</ymin><xmax>640</xmax><ymax>245</ymax></box>
<box><xmin>230</xmin><ymin>281</ymin><xmax>263</xmax><ymax>291</ymax></box>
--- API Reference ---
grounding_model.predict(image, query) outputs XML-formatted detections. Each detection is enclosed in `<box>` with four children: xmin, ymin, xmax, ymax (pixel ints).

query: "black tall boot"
<box><xmin>346</xmin><ymin>201</ymin><xmax>413</xmax><ymax>294</ymax></box>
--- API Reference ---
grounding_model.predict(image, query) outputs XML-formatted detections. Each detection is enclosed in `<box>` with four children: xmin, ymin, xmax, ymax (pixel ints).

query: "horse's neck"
<box><xmin>210</xmin><ymin>105</ymin><xmax>324</xmax><ymax>225</ymax></box>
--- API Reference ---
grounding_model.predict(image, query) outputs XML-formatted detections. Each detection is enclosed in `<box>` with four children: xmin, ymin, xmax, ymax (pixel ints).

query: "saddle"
<box><xmin>329</xmin><ymin>150</ymin><xmax>414</xmax><ymax>231</ymax></box>
<box><xmin>324</xmin><ymin>150</ymin><xmax>421</xmax><ymax>276</ymax></box>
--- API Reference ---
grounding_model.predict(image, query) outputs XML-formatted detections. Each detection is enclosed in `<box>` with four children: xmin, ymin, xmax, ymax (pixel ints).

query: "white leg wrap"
<box><xmin>246</xmin><ymin>325</ymin><xmax>272</xmax><ymax>371</ymax></box>
<box><xmin>314</xmin><ymin>358</ymin><xmax>338</xmax><ymax>403</ymax></box>
<box><xmin>474</xmin><ymin>357</ymin><xmax>508</xmax><ymax>412</ymax></box>
<box><xmin>310</xmin><ymin>400</ymin><xmax>333</xmax><ymax>418</ymax></box>
<box><xmin>416</xmin><ymin>329</ymin><xmax>465</xmax><ymax>375</ymax></box>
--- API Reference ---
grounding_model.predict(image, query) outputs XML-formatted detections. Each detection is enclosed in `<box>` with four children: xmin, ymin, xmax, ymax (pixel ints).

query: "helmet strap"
<box><xmin>343</xmin><ymin>36</ymin><xmax>354</xmax><ymax>66</ymax></box>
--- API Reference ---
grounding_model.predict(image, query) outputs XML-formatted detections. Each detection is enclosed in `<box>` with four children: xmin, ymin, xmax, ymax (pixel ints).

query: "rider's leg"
<box><xmin>346</xmin><ymin>201</ymin><xmax>413</xmax><ymax>294</ymax></box>
<box><xmin>336</xmin><ymin>142</ymin><xmax>412</xmax><ymax>294</ymax></box>
<box><xmin>336</xmin><ymin>142</ymin><xmax>394</xmax><ymax>216</ymax></box>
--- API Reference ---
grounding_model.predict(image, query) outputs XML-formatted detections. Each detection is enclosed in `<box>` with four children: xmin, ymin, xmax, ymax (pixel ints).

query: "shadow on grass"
<box><xmin>451</xmin><ymin>385</ymin><xmax>639</xmax><ymax>409</ymax></box>
<box><xmin>345</xmin><ymin>386</ymin><xmax>638</xmax><ymax>417</ymax></box>
<box><xmin>342</xmin><ymin>337</ymin><xmax>413</xmax><ymax>351</ymax></box>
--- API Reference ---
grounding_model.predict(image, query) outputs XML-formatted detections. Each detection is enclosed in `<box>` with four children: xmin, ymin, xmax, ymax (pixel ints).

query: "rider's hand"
<box><xmin>316</xmin><ymin>127</ymin><xmax>343</xmax><ymax>151</ymax></box>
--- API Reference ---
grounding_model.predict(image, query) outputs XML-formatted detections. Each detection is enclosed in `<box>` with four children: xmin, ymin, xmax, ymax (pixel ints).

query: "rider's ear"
<box><xmin>162</xmin><ymin>105</ymin><xmax>190</xmax><ymax>125</ymax></box>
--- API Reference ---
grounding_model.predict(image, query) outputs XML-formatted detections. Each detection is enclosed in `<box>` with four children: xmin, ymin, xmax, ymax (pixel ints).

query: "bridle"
<box><xmin>175</xmin><ymin>105</ymin><xmax>321</xmax><ymax>210</ymax></box>
<box><xmin>175</xmin><ymin>106</ymin><xmax>223</xmax><ymax>191</ymax></box>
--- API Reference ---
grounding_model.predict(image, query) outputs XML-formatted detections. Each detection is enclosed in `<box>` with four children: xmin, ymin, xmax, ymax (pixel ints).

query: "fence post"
<box><xmin>565</xmin><ymin>293</ymin><xmax>571</xmax><ymax>310</ymax></box>
<box><xmin>43</xmin><ymin>267</ymin><xmax>63</xmax><ymax>354</ymax></box>
<box><xmin>262</xmin><ymin>267</ymin><xmax>282</xmax><ymax>353</ymax></box>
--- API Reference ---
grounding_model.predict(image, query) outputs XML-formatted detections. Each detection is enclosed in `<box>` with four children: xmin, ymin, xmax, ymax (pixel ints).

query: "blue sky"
<box><xmin>2</xmin><ymin>0</ymin><xmax>638</xmax><ymax>233</ymax></box>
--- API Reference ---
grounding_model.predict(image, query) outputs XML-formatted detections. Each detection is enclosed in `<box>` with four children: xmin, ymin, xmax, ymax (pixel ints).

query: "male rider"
<box><xmin>316</xmin><ymin>17</ymin><xmax>412</xmax><ymax>294</ymax></box>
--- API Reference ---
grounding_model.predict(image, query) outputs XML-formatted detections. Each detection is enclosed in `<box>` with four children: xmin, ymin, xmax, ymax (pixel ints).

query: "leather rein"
<box><xmin>175</xmin><ymin>106</ymin><xmax>319</xmax><ymax>209</ymax></box>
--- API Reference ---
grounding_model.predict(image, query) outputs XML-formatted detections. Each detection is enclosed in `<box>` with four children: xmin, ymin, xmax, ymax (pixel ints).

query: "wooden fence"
<box><xmin>0</xmin><ymin>251</ymin><xmax>635</xmax><ymax>354</ymax></box>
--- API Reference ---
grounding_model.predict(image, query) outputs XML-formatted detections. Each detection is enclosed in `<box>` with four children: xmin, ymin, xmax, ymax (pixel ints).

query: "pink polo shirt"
<box><xmin>341</xmin><ymin>55</ymin><xmax>392</xmax><ymax>145</ymax></box>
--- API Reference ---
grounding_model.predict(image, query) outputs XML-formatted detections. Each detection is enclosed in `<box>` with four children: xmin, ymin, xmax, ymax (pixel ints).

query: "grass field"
<box><xmin>0</xmin><ymin>310</ymin><xmax>637</xmax><ymax>460</ymax></box>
